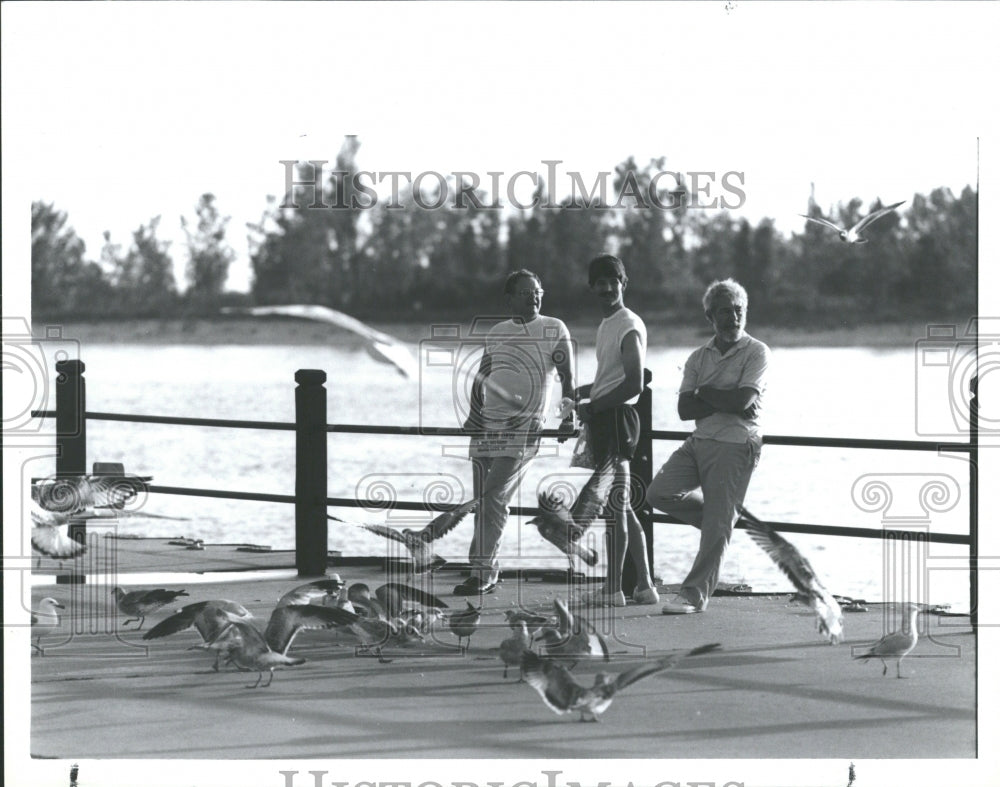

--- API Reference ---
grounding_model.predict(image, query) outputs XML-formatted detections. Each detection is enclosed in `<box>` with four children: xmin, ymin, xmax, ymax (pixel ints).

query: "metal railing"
<box><xmin>33</xmin><ymin>359</ymin><xmax>978</xmax><ymax>625</ymax></box>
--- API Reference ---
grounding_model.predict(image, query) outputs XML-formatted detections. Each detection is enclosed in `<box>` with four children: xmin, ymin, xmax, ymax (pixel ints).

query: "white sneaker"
<box><xmin>632</xmin><ymin>587</ymin><xmax>661</xmax><ymax>605</ymax></box>
<box><xmin>661</xmin><ymin>594</ymin><xmax>698</xmax><ymax>615</ymax></box>
<box><xmin>576</xmin><ymin>588</ymin><xmax>626</xmax><ymax>607</ymax></box>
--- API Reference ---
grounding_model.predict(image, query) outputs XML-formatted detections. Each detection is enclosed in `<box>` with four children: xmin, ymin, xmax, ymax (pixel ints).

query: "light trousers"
<box><xmin>647</xmin><ymin>436</ymin><xmax>761</xmax><ymax>610</ymax></box>
<box><xmin>468</xmin><ymin>452</ymin><xmax>533</xmax><ymax>582</ymax></box>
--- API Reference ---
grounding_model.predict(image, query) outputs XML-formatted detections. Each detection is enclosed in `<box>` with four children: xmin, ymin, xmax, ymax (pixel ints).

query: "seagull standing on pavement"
<box><xmin>276</xmin><ymin>576</ymin><xmax>345</xmax><ymax>607</ymax></box>
<box><xmin>448</xmin><ymin>601</ymin><xmax>482</xmax><ymax>650</ymax></box>
<box><xmin>522</xmin><ymin>643</ymin><xmax>721</xmax><ymax>722</ymax></box>
<box><xmin>739</xmin><ymin>507</ymin><xmax>844</xmax><ymax>644</ymax></box>
<box><xmin>221</xmin><ymin>304</ymin><xmax>418</xmax><ymax>378</ymax></box>
<box><xmin>345</xmin><ymin>498</ymin><xmax>478</xmax><ymax>574</ymax></box>
<box><xmin>191</xmin><ymin>611</ymin><xmax>308</xmax><ymax>689</ymax></box>
<box><xmin>31</xmin><ymin>597</ymin><xmax>65</xmax><ymax>655</ymax></box>
<box><xmin>111</xmin><ymin>587</ymin><xmax>190</xmax><ymax>630</ymax></box>
<box><xmin>500</xmin><ymin>620</ymin><xmax>533</xmax><ymax>680</ymax></box>
<box><xmin>142</xmin><ymin>600</ymin><xmax>254</xmax><ymax>670</ymax></box>
<box><xmin>799</xmin><ymin>200</ymin><xmax>905</xmax><ymax>243</ymax></box>
<box><xmin>853</xmin><ymin>602</ymin><xmax>922</xmax><ymax>678</ymax></box>
<box><xmin>535</xmin><ymin>598</ymin><xmax>609</xmax><ymax>668</ymax></box>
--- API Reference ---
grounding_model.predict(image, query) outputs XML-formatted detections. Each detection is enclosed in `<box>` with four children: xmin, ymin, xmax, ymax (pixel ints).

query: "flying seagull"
<box><xmin>221</xmin><ymin>304</ymin><xmax>418</xmax><ymax>378</ymax></box>
<box><xmin>111</xmin><ymin>587</ymin><xmax>190</xmax><ymax>630</ymax></box>
<box><xmin>31</xmin><ymin>597</ymin><xmax>65</xmax><ymax>655</ymax></box>
<box><xmin>522</xmin><ymin>643</ymin><xmax>721</xmax><ymax>722</ymax></box>
<box><xmin>739</xmin><ymin>506</ymin><xmax>844</xmax><ymax>644</ymax></box>
<box><xmin>30</xmin><ymin>500</ymin><xmax>91</xmax><ymax>560</ymax></box>
<box><xmin>853</xmin><ymin>602</ymin><xmax>922</xmax><ymax>678</ymax></box>
<box><xmin>374</xmin><ymin>582</ymin><xmax>449</xmax><ymax>618</ymax></box>
<box><xmin>345</xmin><ymin>498</ymin><xmax>478</xmax><ymax>573</ymax></box>
<box><xmin>799</xmin><ymin>200</ymin><xmax>905</xmax><ymax>243</ymax></box>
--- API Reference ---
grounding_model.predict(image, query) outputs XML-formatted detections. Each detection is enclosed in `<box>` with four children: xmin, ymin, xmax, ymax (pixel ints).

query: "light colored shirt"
<box><xmin>680</xmin><ymin>333</ymin><xmax>770</xmax><ymax>444</ymax></box>
<box><xmin>481</xmin><ymin>315</ymin><xmax>571</xmax><ymax>423</ymax></box>
<box><xmin>591</xmin><ymin>307</ymin><xmax>646</xmax><ymax>405</ymax></box>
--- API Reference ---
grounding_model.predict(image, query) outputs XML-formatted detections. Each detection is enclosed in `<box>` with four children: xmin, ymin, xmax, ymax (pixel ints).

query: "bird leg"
<box><xmin>896</xmin><ymin>660</ymin><xmax>906</xmax><ymax>679</ymax></box>
<box><xmin>246</xmin><ymin>672</ymin><xmax>264</xmax><ymax>689</ymax></box>
<box><xmin>880</xmin><ymin>659</ymin><xmax>888</xmax><ymax>677</ymax></box>
<box><xmin>503</xmin><ymin>665</ymin><xmax>509</xmax><ymax>679</ymax></box>
<box><xmin>263</xmin><ymin>670</ymin><xmax>275</xmax><ymax>688</ymax></box>
<box><xmin>135</xmin><ymin>617</ymin><xmax>146</xmax><ymax>631</ymax></box>
<box><xmin>375</xmin><ymin>647</ymin><xmax>393</xmax><ymax>664</ymax></box>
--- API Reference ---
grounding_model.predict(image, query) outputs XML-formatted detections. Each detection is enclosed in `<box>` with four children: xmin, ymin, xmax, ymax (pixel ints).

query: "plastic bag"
<box><xmin>570</xmin><ymin>422</ymin><xmax>597</xmax><ymax>469</ymax></box>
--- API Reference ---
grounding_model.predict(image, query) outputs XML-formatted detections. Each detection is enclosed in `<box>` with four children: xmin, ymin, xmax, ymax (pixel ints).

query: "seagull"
<box><xmin>799</xmin><ymin>200</ymin><xmax>905</xmax><ymax>243</ymax></box>
<box><xmin>111</xmin><ymin>587</ymin><xmax>190</xmax><ymax>630</ymax></box>
<box><xmin>32</xmin><ymin>473</ymin><xmax>148</xmax><ymax>512</ymax></box>
<box><xmin>31</xmin><ymin>597</ymin><xmax>65</xmax><ymax>655</ymax></box>
<box><xmin>193</xmin><ymin>610</ymin><xmax>321</xmax><ymax>689</ymax></box>
<box><xmin>853</xmin><ymin>602</ymin><xmax>922</xmax><ymax>678</ymax></box>
<box><xmin>535</xmin><ymin>598</ymin><xmax>609</xmax><ymax>668</ymax></box>
<box><xmin>30</xmin><ymin>500</ymin><xmax>89</xmax><ymax>560</ymax></box>
<box><xmin>374</xmin><ymin>582</ymin><xmax>449</xmax><ymax>618</ymax></box>
<box><xmin>522</xmin><ymin>643</ymin><xmax>721</xmax><ymax>722</ymax></box>
<box><xmin>448</xmin><ymin>601</ymin><xmax>482</xmax><ymax>650</ymax></box>
<box><xmin>276</xmin><ymin>576</ymin><xmax>345</xmax><ymax>607</ymax></box>
<box><xmin>504</xmin><ymin>608</ymin><xmax>554</xmax><ymax>643</ymax></box>
<box><xmin>347</xmin><ymin>498</ymin><xmax>478</xmax><ymax>574</ymax></box>
<box><xmin>142</xmin><ymin>600</ymin><xmax>254</xmax><ymax>670</ymax></box>
<box><xmin>500</xmin><ymin>620</ymin><xmax>533</xmax><ymax>680</ymax></box>
<box><xmin>221</xmin><ymin>304</ymin><xmax>418</xmax><ymax>378</ymax></box>
<box><xmin>739</xmin><ymin>507</ymin><xmax>843</xmax><ymax>644</ymax></box>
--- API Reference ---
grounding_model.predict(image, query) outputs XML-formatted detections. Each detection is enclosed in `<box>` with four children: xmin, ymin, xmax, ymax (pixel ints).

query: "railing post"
<box><xmin>56</xmin><ymin>359</ymin><xmax>87</xmax><ymax>583</ymax></box>
<box><xmin>623</xmin><ymin>368</ymin><xmax>655</xmax><ymax>597</ymax></box>
<box><xmin>969</xmin><ymin>374</ymin><xmax>978</xmax><ymax>630</ymax></box>
<box><xmin>295</xmin><ymin>369</ymin><xmax>328</xmax><ymax>577</ymax></box>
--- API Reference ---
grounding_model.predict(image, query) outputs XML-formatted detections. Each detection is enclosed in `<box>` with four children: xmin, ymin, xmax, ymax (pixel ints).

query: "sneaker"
<box><xmin>453</xmin><ymin>576</ymin><xmax>498</xmax><ymax>596</ymax></box>
<box><xmin>661</xmin><ymin>594</ymin><xmax>698</xmax><ymax>615</ymax></box>
<box><xmin>632</xmin><ymin>587</ymin><xmax>661</xmax><ymax>605</ymax></box>
<box><xmin>576</xmin><ymin>588</ymin><xmax>626</xmax><ymax>607</ymax></box>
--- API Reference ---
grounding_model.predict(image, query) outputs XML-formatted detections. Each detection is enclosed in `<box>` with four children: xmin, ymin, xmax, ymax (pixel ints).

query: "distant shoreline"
<box><xmin>36</xmin><ymin>317</ymin><xmax>938</xmax><ymax>348</ymax></box>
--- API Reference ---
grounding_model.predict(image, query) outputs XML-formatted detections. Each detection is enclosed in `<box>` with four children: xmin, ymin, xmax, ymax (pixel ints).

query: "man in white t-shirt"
<box><xmin>574</xmin><ymin>255</ymin><xmax>659</xmax><ymax>608</ymax></box>
<box><xmin>648</xmin><ymin>278</ymin><xmax>770</xmax><ymax>614</ymax></box>
<box><xmin>456</xmin><ymin>270</ymin><xmax>576</xmax><ymax>596</ymax></box>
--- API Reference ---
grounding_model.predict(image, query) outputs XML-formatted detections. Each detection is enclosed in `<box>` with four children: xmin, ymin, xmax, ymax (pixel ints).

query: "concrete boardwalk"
<box><xmin>28</xmin><ymin>543</ymin><xmax>976</xmax><ymax>760</ymax></box>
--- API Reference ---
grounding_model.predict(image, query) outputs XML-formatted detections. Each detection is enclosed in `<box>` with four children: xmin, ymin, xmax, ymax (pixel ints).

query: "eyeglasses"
<box><xmin>516</xmin><ymin>289</ymin><xmax>544</xmax><ymax>298</ymax></box>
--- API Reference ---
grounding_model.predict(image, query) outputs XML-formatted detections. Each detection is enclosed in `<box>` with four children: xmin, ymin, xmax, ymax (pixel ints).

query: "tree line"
<box><xmin>32</xmin><ymin>142</ymin><xmax>976</xmax><ymax>326</ymax></box>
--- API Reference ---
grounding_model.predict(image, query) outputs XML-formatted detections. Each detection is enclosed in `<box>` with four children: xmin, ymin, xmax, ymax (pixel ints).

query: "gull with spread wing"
<box><xmin>522</xmin><ymin>643</ymin><xmax>720</xmax><ymax>722</ymax></box>
<box><xmin>221</xmin><ymin>304</ymin><xmax>418</xmax><ymax>378</ymax></box>
<box><xmin>343</xmin><ymin>498</ymin><xmax>478</xmax><ymax>574</ymax></box>
<box><xmin>739</xmin><ymin>506</ymin><xmax>843</xmax><ymax>644</ymax></box>
<box><xmin>799</xmin><ymin>200</ymin><xmax>904</xmax><ymax>244</ymax></box>
<box><xmin>525</xmin><ymin>460</ymin><xmax>616</xmax><ymax>567</ymax></box>
<box><xmin>535</xmin><ymin>598</ymin><xmax>609</xmax><ymax>668</ymax></box>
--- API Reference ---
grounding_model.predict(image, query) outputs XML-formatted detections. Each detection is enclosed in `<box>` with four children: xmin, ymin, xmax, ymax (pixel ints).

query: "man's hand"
<box><xmin>557</xmin><ymin>416</ymin><xmax>576</xmax><ymax>443</ymax></box>
<box><xmin>741</xmin><ymin>400</ymin><xmax>760</xmax><ymax>420</ymax></box>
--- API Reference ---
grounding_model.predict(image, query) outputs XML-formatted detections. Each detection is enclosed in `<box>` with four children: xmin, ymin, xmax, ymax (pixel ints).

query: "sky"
<box><xmin>3</xmin><ymin>3</ymin><xmax>1000</xmax><ymax>787</ymax></box>
<box><xmin>3</xmin><ymin>2</ymin><xmax>992</xmax><ymax>294</ymax></box>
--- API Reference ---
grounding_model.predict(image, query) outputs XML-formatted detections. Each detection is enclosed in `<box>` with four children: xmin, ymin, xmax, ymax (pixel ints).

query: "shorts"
<box><xmin>587</xmin><ymin>404</ymin><xmax>641</xmax><ymax>464</ymax></box>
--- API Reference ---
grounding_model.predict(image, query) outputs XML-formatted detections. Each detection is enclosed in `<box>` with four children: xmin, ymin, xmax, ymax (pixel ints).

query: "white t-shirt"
<box><xmin>481</xmin><ymin>315</ymin><xmax>571</xmax><ymax>423</ymax></box>
<box><xmin>591</xmin><ymin>307</ymin><xmax>646</xmax><ymax>405</ymax></box>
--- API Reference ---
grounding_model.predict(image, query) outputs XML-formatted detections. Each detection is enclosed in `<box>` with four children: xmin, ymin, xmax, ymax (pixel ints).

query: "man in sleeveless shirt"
<box><xmin>455</xmin><ymin>270</ymin><xmax>576</xmax><ymax>596</ymax></box>
<box><xmin>574</xmin><ymin>255</ymin><xmax>659</xmax><ymax>608</ymax></box>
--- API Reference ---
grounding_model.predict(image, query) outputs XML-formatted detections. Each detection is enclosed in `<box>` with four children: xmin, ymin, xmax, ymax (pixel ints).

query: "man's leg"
<box><xmin>647</xmin><ymin>437</ymin><xmax>703</xmax><ymax>526</ymax></box>
<box><xmin>467</xmin><ymin>453</ymin><xmax>529</xmax><ymax>586</ymax></box>
<box><xmin>679</xmin><ymin>439</ymin><xmax>759</xmax><ymax>610</ymax></box>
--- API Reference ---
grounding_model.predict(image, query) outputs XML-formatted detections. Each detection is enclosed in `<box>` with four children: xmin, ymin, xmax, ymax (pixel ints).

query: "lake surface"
<box><xmin>24</xmin><ymin>340</ymin><xmax>975</xmax><ymax>612</ymax></box>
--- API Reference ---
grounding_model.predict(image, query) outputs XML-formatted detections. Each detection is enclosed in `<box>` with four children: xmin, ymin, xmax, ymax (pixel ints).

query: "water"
<box><xmin>25</xmin><ymin>341</ymin><xmax>974</xmax><ymax>612</ymax></box>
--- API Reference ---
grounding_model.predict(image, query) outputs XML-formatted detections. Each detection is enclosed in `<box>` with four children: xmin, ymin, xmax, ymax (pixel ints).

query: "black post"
<box><xmin>295</xmin><ymin>369</ymin><xmax>328</xmax><ymax>577</ymax></box>
<box><xmin>969</xmin><ymin>374</ymin><xmax>978</xmax><ymax>631</ymax></box>
<box><xmin>56</xmin><ymin>359</ymin><xmax>87</xmax><ymax>584</ymax></box>
<box><xmin>623</xmin><ymin>368</ymin><xmax>655</xmax><ymax>597</ymax></box>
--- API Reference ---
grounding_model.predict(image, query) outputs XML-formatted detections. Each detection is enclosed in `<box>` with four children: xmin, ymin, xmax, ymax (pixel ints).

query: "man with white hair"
<box><xmin>648</xmin><ymin>278</ymin><xmax>770</xmax><ymax>615</ymax></box>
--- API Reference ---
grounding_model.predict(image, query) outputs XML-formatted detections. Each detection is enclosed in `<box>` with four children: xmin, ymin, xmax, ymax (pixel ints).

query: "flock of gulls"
<box><xmin>30</xmin><ymin>458</ymin><xmax>931</xmax><ymax>724</ymax></box>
